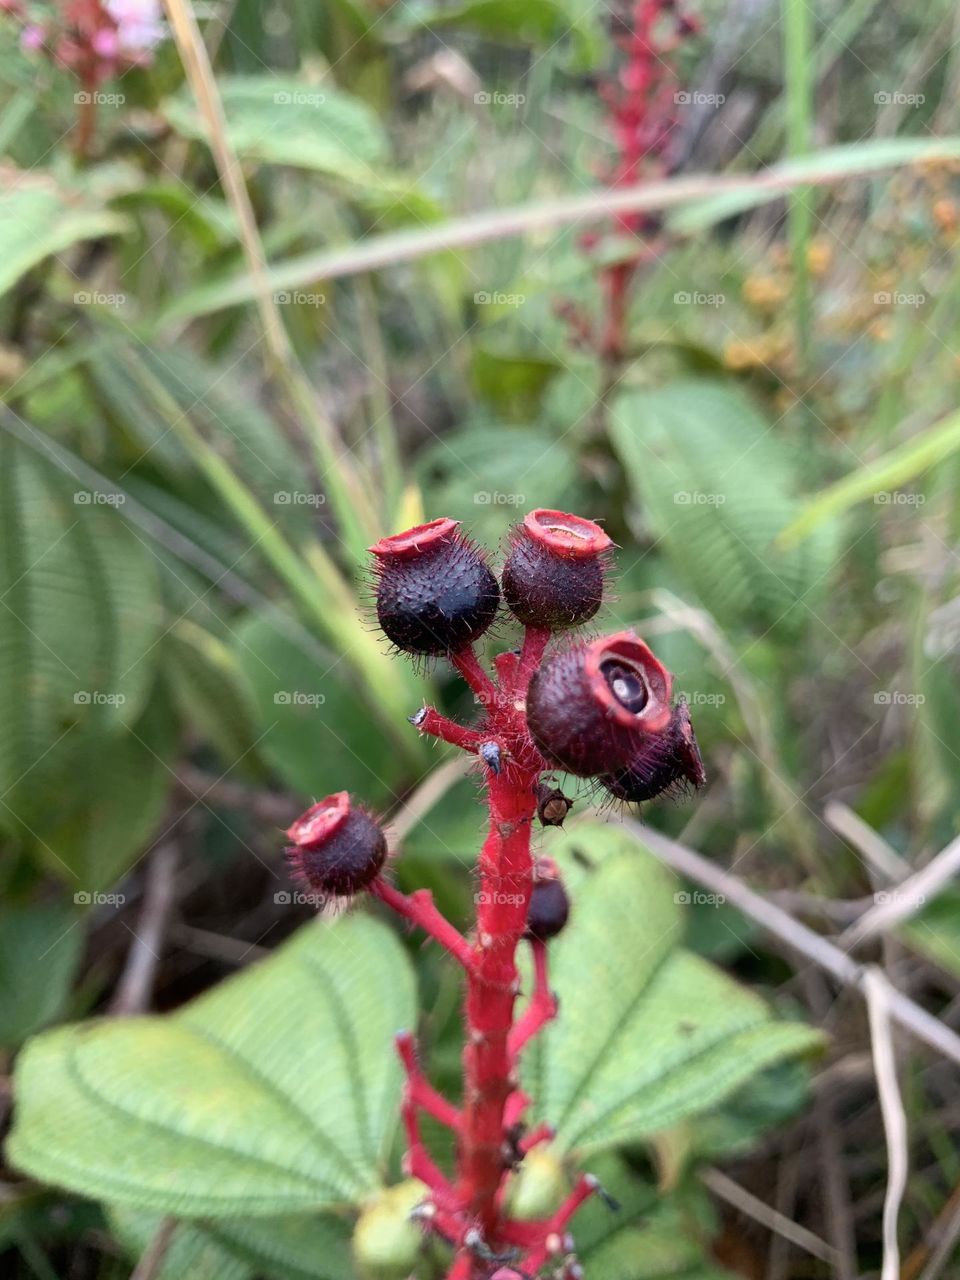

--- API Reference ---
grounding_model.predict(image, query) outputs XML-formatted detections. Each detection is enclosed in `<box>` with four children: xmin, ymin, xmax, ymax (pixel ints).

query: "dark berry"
<box><xmin>502</xmin><ymin>509</ymin><xmax>613</xmax><ymax>630</ymax></box>
<box><xmin>601</xmin><ymin>700</ymin><xmax>706</xmax><ymax>803</ymax></box>
<box><xmin>525</xmin><ymin>864</ymin><xmax>570</xmax><ymax>941</ymax></box>
<box><xmin>285</xmin><ymin>792</ymin><xmax>387</xmax><ymax>898</ymax></box>
<box><xmin>535</xmin><ymin>782</ymin><xmax>572</xmax><ymax>827</ymax></box>
<box><xmin>370</xmin><ymin>518</ymin><xmax>499</xmax><ymax>657</ymax></box>
<box><xmin>526</xmin><ymin>631</ymin><xmax>673</xmax><ymax>776</ymax></box>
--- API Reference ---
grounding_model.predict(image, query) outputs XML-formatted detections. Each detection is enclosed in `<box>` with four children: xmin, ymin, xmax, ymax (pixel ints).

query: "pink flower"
<box><xmin>103</xmin><ymin>0</ymin><xmax>163</xmax><ymax>54</ymax></box>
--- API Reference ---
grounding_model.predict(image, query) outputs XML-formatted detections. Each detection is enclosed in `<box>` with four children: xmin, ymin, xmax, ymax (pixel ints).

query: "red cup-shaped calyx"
<box><xmin>601</xmin><ymin>700</ymin><xmax>706</xmax><ymax>804</ymax></box>
<box><xmin>370</xmin><ymin>518</ymin><xmax>500</xmax><ymax>656</ymax></box>
<box><xmin>285</xmin><ymin>792</ymin><xmax>387</xmax><ymax>899</ymax></box>
<box><xmin>502</xmin><ymin>509</ymin><xmax>614</xmax><ymax>630</ymax></box>
<box><xmin>526</xmin><ymin>631</ymin><xmax>673</xmax><ymax>776</ymax></box>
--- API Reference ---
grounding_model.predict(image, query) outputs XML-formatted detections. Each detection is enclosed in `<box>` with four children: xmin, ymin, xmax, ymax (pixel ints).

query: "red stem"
<box><xmin>369</xmin><ymin>879</ymin><xmax>476</xmax><ymax>971</ymax></box>
<box><xmin>413</xmin><ymin>705</ymin><xmax>483</xmax><ymax>753</ymax></box>
<box><xmin>451</xmin><ymin>645</ymin><xmax>499</xmax><ymax>710</ymax></box>
<box><xmin>508</xmin><ymin>940</ymin><xmax>558</xmax><ymax>1061</ymax></box>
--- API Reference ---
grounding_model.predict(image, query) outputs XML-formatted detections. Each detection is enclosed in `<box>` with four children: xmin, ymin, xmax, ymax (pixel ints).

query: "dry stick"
<box><xmin>110</xmin><ymin>843</ymin><xmax>179</xmax><ymax>1016</ymax></box>
<box><xmin>863</xmin><ymin>967</ymin><xmax>908</xmax><ymax>1280</ymax></box>
<box><xmin>699</xmin><ymin>1167</ymin><xmax>837</xmax><ymax>1265</ymax></box>
<box><xmin>623</xmin><ymin>821</ymin><xmax>960</xmax><ymax>1067</ymax></box>
<box><xmin>840</xmin><ymin>832</ymin><xmax>960</xmax><ymax>950</ymax></box>
<box><xmin>160</xmin><ymin>0</ymin><xmax>376</xmax><ymax>550</ymax></box>
<box><xmin>916</xmin><ymin>1185</ymin><xmax>960</xmax><ymax>1280</ymax></box>
<box><xmin>130</xmin><ymin>1217</ymin><xmax>177</xmax><ymax>1280</ymax></box>
<box><xmin>823</xmin><ymin>800</ymin><xmax>909</xmax><ymax>884</ymax></box>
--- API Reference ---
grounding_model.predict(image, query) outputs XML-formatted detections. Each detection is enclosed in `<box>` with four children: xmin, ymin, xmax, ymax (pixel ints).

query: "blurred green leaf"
<box><xmin>525</xmin><ymin>822</ymin><xmax>822</xmax><ymax>1154</ymax></box>
<box><xmin>399</xmin><ymin>0</ymin><xmax>606</xmax><ymax>69</ymax></box>
<box><xmin>109</xmin><ymin>1205</ymin><xmax>354</xmax><ymax>1280</ymax></box>
<box><xmin>8</xmin><ymin>914</ymin><xmax>417</xmax><ymax>1217</ymax></box>
<box><xmin>0</xmin><ymin>170</ymin><xmax>127</xmax><ymax>297</ymax></box>
<box><xmin>0</xmin><ymin>902</ymin><xmax>85</xmax><ymax>1048</ymax></box>
<box><xmin>165</xmin><ymin>621</ymin><xmax>262</xmax><ymax>772</ymax></box>
<box><xmin>610</xmin><ymin>381</ymin><xmax>840</xmax><ymax>633</ymax></box>
<box><xmin>232</xmin><ymin>613</ymin><xmax>407</xmax><ymax>804</ymax></box>
<box><xmin>0</xmin><ymin>432</ymin><xmax>161</xmax><ymax>832</ymax></box>
<box><xmin>164</xmin><ymin>76</ymin><xmax>387</xmax><ymax>183</ymax></box>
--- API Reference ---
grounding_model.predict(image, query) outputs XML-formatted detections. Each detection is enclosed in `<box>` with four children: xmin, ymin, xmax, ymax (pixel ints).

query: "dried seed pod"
<box><xmin>285</xmin><ymin>792</ymin><xmax>387</xmax><ymax>899</ymax></box>
<box><xmin>370</xmin><ymin>518</ymin><xmax>499</xmax><ymax>656</ymax></box>
<box><xmin>535</xmin><ymin>783</ymin><xmax>572</xmax><ymax>827</ymax></box>
<box><xmin>601</xmin><ymin>700</ymin><xmax>706</xmax><ymax>803</ymax></box>
<box><xmin>502</xmin><ymin>509</ymin><xmax>613</xmax><ymax>630</ymax></box>
<box><xmin>525</xmin><ymin>631</ymin><xmax>672</xmax><ymax>776</ymax></box>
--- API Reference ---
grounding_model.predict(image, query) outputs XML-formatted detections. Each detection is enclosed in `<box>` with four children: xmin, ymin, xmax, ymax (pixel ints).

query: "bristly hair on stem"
<box><xmin>282</xmin><ymin>511</ymin><xmax>703</xmax><ymax>1277</ymax></box>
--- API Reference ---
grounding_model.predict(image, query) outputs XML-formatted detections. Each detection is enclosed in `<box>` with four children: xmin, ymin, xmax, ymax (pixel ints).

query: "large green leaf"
<box><xmin>8</xmin><ymin>915</ymin><xmax>417</xmax><ymax>1217</ymax></box>
<box><xmin>232</xmin><ymin>612</ymin><xmax>408</xmax><ymax>805</ymax></box>
<box><xmin>0</xmin><ymin>431</ymin><xmax>160</xmax><ymax>830</ymax></box>
<box><xmin>524</xmin><ymin>823</ymin><xmax>822</xmax><ymax>1154</ymax></box>
<box><xmin>109</xmin><ymin>1206</ymin><xmax>354</xmax><ymax>1280</ymax></box>
<box><xmin>609</xmin><ymin>381</ymin><xmax>840</xmax><ymax>633</ymax></box>
<box><xmin>163</xmin><ymin>76</ymin><xmax>387</xmax><ymax>183</ymax></box>
<box><xmin>0</xmin><ymin>901</ymin><xmax>85</xmax><ymax>1048</ymax></box>
<box><xmin>0</xmin><ymin>168</ymin><xmax>127</xmax><ymax>297</ymax></box>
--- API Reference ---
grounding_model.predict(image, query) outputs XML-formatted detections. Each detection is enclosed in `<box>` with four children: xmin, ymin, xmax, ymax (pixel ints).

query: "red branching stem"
<box><xmin>519</xmin><ymin>1122</ymin><xmax>555</xmax><ymax>1155</ymax></box>
<box><xmin>508</xmin><ymin>940</ymin><xmax>558</xmax><ymax>1061</ymax></box>
<box><xmin>369</xmin><ymin>879</ymin><xmax>476</xmax><ymax>972</ymax></box>
<box><xmin>397</xmin><ymin>1031</ymin><xmax>461</xmax><ymax>1129</ymax></box>
<box><xmin>399</xmin><ymin>1069</ymin><xmax>460</xmax><ymax>1213</ymax></box>
<box><xmin>414</xmin><ymin>705</ymin><xmax>483</xmax><ymax>753</ymax></box>
<box><xmin>515</xmin><ymin>625</ymin><xmax>551</xmax><ymax>690</ymax></box>
<box><xmin>451</xmin><ymin>645</ymin><xmax>499</xmax><ymax>709</ymax></box>
<box><xmin>513</xmin><ymin>1175</ymin><xmax>600</xmax><ymax>1269</ymax></box>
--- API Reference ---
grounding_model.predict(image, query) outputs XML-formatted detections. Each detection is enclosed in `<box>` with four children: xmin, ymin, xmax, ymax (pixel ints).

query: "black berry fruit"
<box><xmin>601</xmin><ymin>700</ymin><xmax>706</xmax><ymax>803</ymax></box>
<box><xmin>502</xmin><ymin>509</ymin><xmax>613</xmax><ymax>630</ymax></box>
<box><xmin>525</xmin><ymin>863</ymin><xmax>570</xmax><ymax>941</ymax></box>
<box><xmin>285</xmin><ymin>792</ymin><xmax>387</xmax><ymax>898</ymax></box>
<box><xmin>370</xmin><ymin>518</ymin><xmax>499</xmax><ymax>657</ymax></box>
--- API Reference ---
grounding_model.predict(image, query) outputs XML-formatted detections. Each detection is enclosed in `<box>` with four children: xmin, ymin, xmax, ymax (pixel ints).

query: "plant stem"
<box><xmin>783</xmin><ymin>0</ymin><xmax>814</xmax><ymax>375</ymax></box>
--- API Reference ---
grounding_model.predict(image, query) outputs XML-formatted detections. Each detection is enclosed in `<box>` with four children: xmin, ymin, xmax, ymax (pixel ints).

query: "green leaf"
<box><xmin>109</xmin><ymin>1206</ymin><xmax>354</xmax><ymax>1280</ymax></box>
<box><xmin>8</xmin><ymin>914</ymin><xmax>417</xmax><ymax>1217</ymax></box>
<box><xmin>0</xmin><ymin>431</ymin><xmax>161</xmax><ymax>830</ymax></box>
<box><xmin>779</xmin><ymin>407</ymin><xmax>960</xmax><ymax>545</ymax></box>
<box><xmin>163</xmin><ymin>76</ymin><xmax>387</xmax><ymax>183</ymax></box>
<box><xmin>900</xmin><ymin>889</ymin><xmax>960</xmax><ymax>978</ymax></box>
<box><xmin>0</xmin><ymin>901</ymin><xmax>85</xmax><ymax>1048</ymax></box>
<box><xmin>609</xmin><ymin>381</ymin><xmax>840</xmax><ymax>633</ymax></box>
<box><xmin>525</xmin><ymin>822</ymin><xmax>822</xmax><ymax>1155</ymax></box>
<box><xmin>164</xmin><ymin>621</ymin><xmax>263</xmax><ymax>772</ymax></box>
<box><xmin>0</xmin><ymin>168</ymin><xmax>127</xmax><ymax>297</ymax></box>
<box><xmin>398</xmin><ymin>0</ymin><xmax>603</xmax><ymax>69</ymax></box>
<box><xmin>232</xmin><ymin>613</ymin><xmax>408</xmax><ymax>805</ymax></box>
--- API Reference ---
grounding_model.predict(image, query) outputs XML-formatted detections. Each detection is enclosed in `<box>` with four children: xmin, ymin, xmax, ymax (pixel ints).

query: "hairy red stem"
<box><xmin>370</xmin><ymin>879</ymin><xmax>475</xmax><ymax>971</ymax></box>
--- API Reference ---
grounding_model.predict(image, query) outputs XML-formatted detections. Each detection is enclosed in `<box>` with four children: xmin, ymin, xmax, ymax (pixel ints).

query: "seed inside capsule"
<box><xmin>600</xmin><ymin>659</ymin><xmax>648</xmax><ymax>714</ymax></box>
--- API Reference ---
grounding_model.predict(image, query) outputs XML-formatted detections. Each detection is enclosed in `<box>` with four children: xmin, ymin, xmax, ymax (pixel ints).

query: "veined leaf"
<box><xmin>8</xmin><ymin>915</ymin><xmax>417</xmax><ymax>1217</ymax></box>
<box><xmin>525</xmin><ymin>822</ymin><xmax>822</xmax><ymax>1155</ymax></box>
<box><xmin>609</xmin><ymin>381</ymin><xmax>840</xmax><ymax>633</ymax></box>
<box><xmin>0</xmin><ymin>166</ymin><xmax>127</xmax><ymax>297</ymax></box>
<box><xmin>0</xmin><ymin>901</ymin><xmax>85</xmax><ymax>1048</ymax></box>
<box><xmin>163</xmin><ymin>76</ymin><xmax>387</xmax><ymax>183</ymax></box>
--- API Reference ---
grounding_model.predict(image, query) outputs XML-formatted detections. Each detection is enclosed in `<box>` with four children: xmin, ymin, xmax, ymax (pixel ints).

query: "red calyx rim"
<box><xmin>583</xmin><ymin>631</ymin><xmax>672</xmax><ymax>732</ymax></box>
<box><xmin>522</xmin><ymin>509</ymin><xmax>613</xmax><ymax>559</ymax></box>
<box><xmin>285</xmin><ymin>791</ymin><xmax>350</xmax><ymax>849</ymax></box>
<box><xmin>369</xmin><ymin>517</ymin><xmax>459</xmax><ymax>559</ymax></box>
